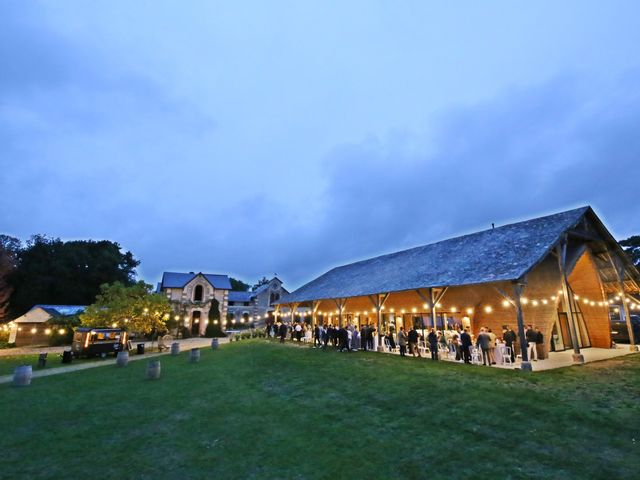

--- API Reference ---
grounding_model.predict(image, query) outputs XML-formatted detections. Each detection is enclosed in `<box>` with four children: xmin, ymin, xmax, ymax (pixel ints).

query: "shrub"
<box><xmin>204</xmin><ymin>322</ymin><xmax>226</xmax><ymax>338</ymax></box>
<box><xmin>180</xmin><ymin>326</ymin><xmax>191</xmax><ymax>339</ymax></box>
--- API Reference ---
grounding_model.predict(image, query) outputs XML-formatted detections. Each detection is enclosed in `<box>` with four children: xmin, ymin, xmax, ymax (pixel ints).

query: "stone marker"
<box><xmin>211</xmin><ymin>338</ymin><xmax>219</xmax><ymax>350</ymax></box>
<box><xmin>116</xmin><ymin>351</ymin><xmax>129</xmax><ymax>367</ymax></box>
<box><xmin>13</xmin><ymin>365</ymin><xmax>32</xmax><ymax>387</ymax></box>
<box><xmin>146</xmin><ymin>359</ymin><xmax>161</xmax><ymax>380</ymax></box>
<box><xmin>189</xmin><ymin>348</ymin><xmax>200</xmax><ymax>363</ymax></box>
<box><xmin>171</xmin><ymin>342</ymin><xmax>180</xmax><ymax>356</ymax></box>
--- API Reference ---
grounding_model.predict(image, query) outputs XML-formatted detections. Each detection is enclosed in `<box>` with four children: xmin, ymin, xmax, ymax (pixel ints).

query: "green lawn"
<box><xmin>1</xmin><ymin>341</ymin><xmax>639</xmax><ymax>479</ymax></box>
<box><xmin>0</xmin><ymin>352</ymin><xmax>121</xmax><ymax>376</ymax></box>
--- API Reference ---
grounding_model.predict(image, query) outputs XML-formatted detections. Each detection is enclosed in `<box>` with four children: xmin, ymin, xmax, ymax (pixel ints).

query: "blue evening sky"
<box><xmin>2</xmin><ymin>1</ymin><xmax>639</xmax><ymax>289</ymax></box>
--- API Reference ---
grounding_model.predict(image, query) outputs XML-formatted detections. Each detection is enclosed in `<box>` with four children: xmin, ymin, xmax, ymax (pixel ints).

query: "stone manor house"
<box><xmin>157</xmin><ymin>272</ymin><xmax>287</xmax><ymax>335</ymax></box>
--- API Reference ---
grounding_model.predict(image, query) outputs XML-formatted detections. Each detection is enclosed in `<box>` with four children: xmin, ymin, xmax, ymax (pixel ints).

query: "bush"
<box><xmin>48</xmin><ymin>329</ymin><xmax>73</xmax><ymax>346</ymax></box>
<box><xmin>180</xmin><ymin>326</ymin><xmax>191</xmax><ymax>339</ymax></box>
<box><xmin>0</xmin><ymin>342</ymin><xmax>16</xmax><ymax>349</ymax></box>
<box><xmin>204</xmin><ymin>322</ymin><xmax>226</xmax><ymax>338</ymax></box>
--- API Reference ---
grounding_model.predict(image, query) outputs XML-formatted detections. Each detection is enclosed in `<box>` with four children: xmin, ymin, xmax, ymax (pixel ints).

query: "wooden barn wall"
<box><xmin>568</xmin><ymin>249</ymin><xmax>610</xmax><ymax>348</ymax></box>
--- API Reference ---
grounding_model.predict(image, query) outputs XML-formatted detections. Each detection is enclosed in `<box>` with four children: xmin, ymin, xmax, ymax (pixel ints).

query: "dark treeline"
<box><xmin>0</xmin><ymin>234</ymin><xmax>139</xmax><ymax>321</ymax></box>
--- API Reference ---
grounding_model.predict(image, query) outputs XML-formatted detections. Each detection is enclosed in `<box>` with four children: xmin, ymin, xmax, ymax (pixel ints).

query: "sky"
<box><xmin>2</xmin><ymin>0</ymin><xmax>640</xmax><ymax>290</ymax></box>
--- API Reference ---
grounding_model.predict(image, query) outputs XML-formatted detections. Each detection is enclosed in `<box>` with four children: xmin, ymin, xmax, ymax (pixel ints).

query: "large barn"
<box><xmin>275</xmin><ymin>206</ymin><xmax>639</xmax><ymax>368</ymax></box>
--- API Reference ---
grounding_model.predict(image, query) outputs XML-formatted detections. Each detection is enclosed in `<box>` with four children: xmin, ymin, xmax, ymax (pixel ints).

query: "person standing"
<box><xmin>321</xmin><ymin>324</ymin><xmax>329</xmax><ymax>350</ymax></box>
<box><xmin>279</xmin><ymin>322</ymin><xmax>287</xmax><ymax>343</ymax></box>
<box><xmin>503</xmin><ymin>326</ymin><xmax>516</xmax><ymax>362</ymax></box>
<box><xmin>428</xmin><ymin>328</ymin><xmax>439</xmax><ymax>360</ymax></box>
<box><xmin>460</xmin><ymin>328</ymin><xmax>472</xmax><ymax>364</ymax></box>
<box><xmin>487</xmin><ymin>328</ymin><xmax>497</xmax><ymax>365</ymax></box>
<box><xmin>535</xmin><ymin>327</ymin><xmax>544</xmax><ymax>360</ymax></box>
<box><xmin>361</xmin><ymin>324</ymin><xmax>368</xmax><ymax>351</ymax></box>
<box><xmin>295</xmin><ymin>322</ymin><xmax>302</xmax><ymax>342</ymax></box>
<box><xmin>314</xmin><ymin>324</ymin><xmax>321</xmax><ymax>348</ymax></box>
<box><xmin>367</xmin><ymin>323</ymin><xmax>375</xmax><ymax>351</ymax></box>
<box><xmin>525</xmin><ymin>325</ymin><xmax>538</xmax><ymax>361</ymax></box>
<box><xmin>397</xmin><ymin>327</ymin><xmax>408</xmax><ymax>357</ymax></box>
<box><xmin>476</xmin><ymin>327</ymin><xmax>491</xmax><ymax>366</ymax></box>
<box><xmin>451</xmin><ymin>333</ymin><xmax>461</xmax><ymax>361</ymax></box>
<box><xmin>408</xmin><ymin>326</ymin><xmax>421</xmax><ymax>357</ymax></box>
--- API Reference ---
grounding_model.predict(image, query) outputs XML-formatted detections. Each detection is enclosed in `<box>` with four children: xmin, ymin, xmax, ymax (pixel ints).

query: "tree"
<box><xmin>252</xmin><ymin>276</ymin><xmax>270</xmax><ymax>291</ymax></box>
<box><xmin>80</xmin><ymin>281</ymin><xmax>170</xmax><ymax>334</ymax></box>
<box><xmin>620</xmin><ymin>235</ymin><xmax>640</xmax><ymax>268</ymax></box>
<box><xmin>205</xmin><ymin>298</ymin><xmax>226</xmax><ymax>337</ymax></box>
<box><xmin>230</xmin><ymin>277</ymin><xmax>250</xmax><ymax>292</ymax></box>
<box><xmin>8</xmin><ymin>235</ymin><xmax>139</xmax><ymax>318</ymax></box>
<box><xmin>0</xmin><ymin>235</ymin><xmax>21</xmax><ymax>322</ymax></box>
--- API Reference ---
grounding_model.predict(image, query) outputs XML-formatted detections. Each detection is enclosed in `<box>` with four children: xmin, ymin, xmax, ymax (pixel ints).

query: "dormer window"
<box><xmin>194</xmin><ymin>285</ymin><xmax>204</xmax><ymax>302</ymax></box>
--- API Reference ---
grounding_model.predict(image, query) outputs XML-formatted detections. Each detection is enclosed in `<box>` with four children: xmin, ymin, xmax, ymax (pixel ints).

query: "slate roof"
<box><xmin>228</xmin><ymin>291</ymin><xmax>253</xmax><ymax>303</ymax></box>
<box><xmin>278</xmin><ymin>207</ymin><xmax>592</xmax><ymax>304</ymax></box>
<box><xmin>160</xmin><ymin>272</ymin><xmax>232</xmax><ymax>290</ymax></box>
<box><xmin>34</xmin><ymin>305</ymin><xmax>86</xmax><ymax>316</ymax></box>
<box><xmin>14</xmin><ymin>304</ymin><xmax>87</xmax><ymax>323</ymax></box>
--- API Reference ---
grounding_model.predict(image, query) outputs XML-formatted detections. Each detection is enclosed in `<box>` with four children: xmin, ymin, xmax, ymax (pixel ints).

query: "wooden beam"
<box><xmin>493</xmin><ymin>286</ymin><xmax>515</xmax><ymax>306</ymax></box>
<box><xmin>556</xmin><ymin>238</ymin><xmax>584</xmax><ymax>363</ymax></box>
<box><xmin>512</xmin><ymin>279</ymin><xmax>531</xmax><ymax>370</ymax></box>
<box><xmin>609</xmin><ymin>254</ymin><xmax>637</xmax><ymax>350</ymax></box>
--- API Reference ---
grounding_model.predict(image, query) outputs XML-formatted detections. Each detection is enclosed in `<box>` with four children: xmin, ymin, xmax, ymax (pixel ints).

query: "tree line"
<box><xmin>0</xmin><ymin>234</ymin><xmax>139</xmax><ymax>322</ymax></box>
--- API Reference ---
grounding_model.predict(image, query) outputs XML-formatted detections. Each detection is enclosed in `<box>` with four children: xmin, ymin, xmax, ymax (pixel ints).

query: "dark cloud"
<box><xmin>2</xmin><ymin>3</ymin><xmax>639</xmax><ymax>292</ymax></box>
<box><xmin>269</xmin><ymin>72</ymin><xmax>640</xmax><ymax>286</ymax></box>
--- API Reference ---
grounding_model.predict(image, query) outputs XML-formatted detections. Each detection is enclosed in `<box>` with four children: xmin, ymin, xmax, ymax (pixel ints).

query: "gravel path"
<box><xmin>0</xmin><ymin>337</ymin><xmax>228</xmax><ymax>385</ymax></box>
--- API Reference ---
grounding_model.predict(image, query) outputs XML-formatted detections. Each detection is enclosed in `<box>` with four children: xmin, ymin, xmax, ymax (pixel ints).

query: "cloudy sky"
<box><xmin>2</xmin><ymin>0</ymin><xmax>640</xmax><ymax>289</ymax></box>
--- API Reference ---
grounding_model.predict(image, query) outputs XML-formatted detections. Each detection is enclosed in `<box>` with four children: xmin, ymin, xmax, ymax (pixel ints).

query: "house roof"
<box><xmin>278</xmin><ymin>206</ymin><xmax>597</xmax><ymax>304</ymax></box>
<box><xmin>160</xmin><ymin>272</ymin><xmax>232</xmax><ymax>290</ymax></box>
<box><xmin>228</xmin><ymin>291</ymin><xmax>253</xmax><ymax>302</ymax></box>
<box><xmin>34</xmin><ymin>305</ymin><xmax>86</xmax><ymax>316</ymax></box>
<box><xmin>14</xmin><ymin>305</ymin><xmax>86</xmax><ymax>323</ymax></box>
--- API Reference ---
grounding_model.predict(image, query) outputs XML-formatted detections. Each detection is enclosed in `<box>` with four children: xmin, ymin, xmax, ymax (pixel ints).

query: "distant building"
<box><xmin>157</xmin><ymin>272</ymin><xmax>231</xmax><ymax>336</ymax></box>
<box><xmin>227</xmin><ymin>277</ymin><xmax>288</xmax><ymax>326</ymax></box>
<box><xmin>8</xmin><ymin>305</ymin><xmax>85</xmax><ymax>347</ymax></box>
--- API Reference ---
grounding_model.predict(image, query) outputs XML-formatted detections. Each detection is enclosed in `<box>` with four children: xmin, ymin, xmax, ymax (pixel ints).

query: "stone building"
<box><xmin>227</xmin><ymin>277</ymin><xmax>288</xmax><ymax>326</ymax></box>
<box><xmin>158</xmin><ymin>272</ymin><xmax>231</xmax><ymax>336</ymax></box>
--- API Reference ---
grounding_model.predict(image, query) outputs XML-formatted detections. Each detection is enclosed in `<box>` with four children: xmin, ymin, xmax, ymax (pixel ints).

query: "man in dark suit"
<box><xmin>313</xmin><ymin>324</ymin><xmax>321</xmax><ymax>348</ymax></box>
<box><xmin>460</xmin><ymin>328</ymin><xmax>472</xmax><ymax>364</ymax></box>
<box><xmin>503</xmin><ymin>326</ymin><xmax>516</xmax><ymax>362</ymax></box>
<box><xmin>408</xmin><ymin>326</ymin><xmax>421</xmax><ymax>357</ymax></box>
<box><xmin>427</xmin><ymin>328</ymin><xmax>439</xmax><ymax>360</ymax></box>
<box><xmin>279</xmin><ymin>322</ymin><xmax>287</xmax><ymax>343</ymax></box>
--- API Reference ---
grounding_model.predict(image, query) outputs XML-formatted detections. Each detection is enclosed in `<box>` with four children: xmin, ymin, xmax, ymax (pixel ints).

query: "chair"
<box><xmin>470</xmin><ymin>346</ymin><xmax>482</xmax><ymax>365</ymax></box>
<box><xmin>502</xmin><ymin>346</ymin><xmax>513</xmax><ymax>364</ymax></box>
<box><xmin>384</xmin><ymin>338</ymin><xmax>397</xmax><ymax>353</ymax></box>
<box><xmin>418</xmin><ymin>341</ymin><xmax>430</xmax><ymax>356</ymax></box>
<box><xmin>158</xmin><ymin>334</ymin><xmax>172</xmax><ymax>352</ymax></box>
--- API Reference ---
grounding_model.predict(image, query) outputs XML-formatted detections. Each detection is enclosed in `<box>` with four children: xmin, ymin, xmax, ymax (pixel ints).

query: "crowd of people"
<box><xmin>265</xmin><ymin>321</ymin><xmax>545</xmax><ymax>366</ymax></box>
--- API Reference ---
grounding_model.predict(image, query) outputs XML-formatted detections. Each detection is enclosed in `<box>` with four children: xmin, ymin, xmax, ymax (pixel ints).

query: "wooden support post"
<box><xmin>556</xmin><ymin>239</ymin><xmax>584</xmax><ymax>364</ymax></box>
<box><xmin>310</xmin><ymin>301</ymin><xmax>320</xmax><ymax>331</ymax></box>
<box><xmin>333</xmin><ymin>298</ymin><xmax>347</xmax><ymax>327</ymax></box>
<box><xmin>368</xmin><ymin>293</ymin><xmax>390</xmax><ymax>351</ymax></box>
<box><xmin>512</xmin><ymin>280</ymin><xmax>532</xmax><ymax>371</ymax></box>
<box><xmin>290</xmin><ymin>303</ymin><xmax>299</xmax><ymax>325</ymax></box>
<box><xmin>429</xmin><ymin>288</ymin><xmax>437</xmax><ymax>335</ymax></box>
<box><xmin>611</xmin><ymin>255</ymin><xmax>637</xmax><ymax>351</ymax></box>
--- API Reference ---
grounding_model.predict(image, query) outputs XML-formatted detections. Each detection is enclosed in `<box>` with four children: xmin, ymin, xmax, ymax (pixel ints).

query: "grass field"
<box><xmin>1</xmin><ymin>340</ymin><xmax>639</xmax><ymax>479</ymax></box>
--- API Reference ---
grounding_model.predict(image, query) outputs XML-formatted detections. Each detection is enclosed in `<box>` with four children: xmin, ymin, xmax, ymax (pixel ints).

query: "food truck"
<box><xmin>72</xmin><ymin>327</ymin><xmax>129</xmax><ymax>358</ymax></box>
